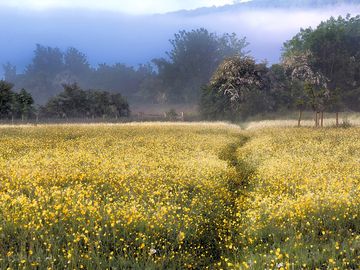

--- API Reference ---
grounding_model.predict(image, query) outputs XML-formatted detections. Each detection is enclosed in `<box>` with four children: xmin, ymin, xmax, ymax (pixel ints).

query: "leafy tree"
<box><xmin>40</xmin><ymin>83</ymin><xmax>129</xmax><ymax>118</ymax></box>
<box><xmin>12</xmin><ymin>89</ymin><xmax>35</xmax><ymax>120</ymax></box>
<box><xmin>0</xmin><ymin>80</ymin><xmax>14</xmax><ymax>118</ymax></box>
<box><xmin>267</xmin><ymin>64</ymin><xmax>293</xmax><ymax>111</ymax></box>
<box><xmin>137</xmin><ymin>64</ymin><xmax>164</xmax><ymax>103</ymax></box>
<box><xmin>90</xmin><ymin>63</ymin><xmax>139</xmax><ymax>99</ymax></box>
<box><xmin>283</xmin><ymin>51</ymin><xmax>330</xmax><ymax>126</ymax></box>
<box><xmin>27</xmin><ymin>44</ymin><xmax>64</xmax><ymax>76</ymax></box>
<box><xmin>283</xmin><ymin>15</ymin><xmax>360</xmax><ymax>112</ymax></box>
<box><xmin>200</xmin><ymin>85</ymin><xmax>232</xmax><ymax>120</ymax></box>
<box><xmin>200</xmin><ymin>56</ymin><xmax>271</xmax><ymax>120</ymax></box>
<box><xmin>0</xmin><ymin>81</ymin><xmax>34</xmax><ymax>120</ymax></box>
<box><xmin>21</xmin><ymin>45</ymin><xmax>65</xmax><ymax>104</ymax></box>
<box><xmin>154</xmin><ymin>28</ymin><xmax>249</xmax><ymax>103</ymax></box>
<box><xmin>64</xmin><ymin>47</ymin><xmax>91</xmax><ymax>77</ymax></box>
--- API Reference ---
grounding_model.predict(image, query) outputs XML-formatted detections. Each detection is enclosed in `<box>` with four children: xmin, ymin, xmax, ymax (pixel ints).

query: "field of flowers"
<box><xmin>0</xmin><ymin>123</ymin><xmax>244</xmax><ymax>269</ymax></box>
<box><xmin>0</xmin><ymin>123</ymin><xmax>359</xmax><ymax>269</ymax></box>
<box><xmin>232</xmin><ymin>127</ymin><xmax>360</xmax><ymax>269</ymax></box>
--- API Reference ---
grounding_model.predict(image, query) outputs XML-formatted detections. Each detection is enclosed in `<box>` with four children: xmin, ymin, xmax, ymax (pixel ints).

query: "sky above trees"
<box><xmin>1</xmin><ymin>0</ymin><xmax>358</xmax><ymax>78</ymax></box>
<box><xmin>0</xmin><ymin>0</ymin><xmax>235</xmax><ymax>14</ymax></box>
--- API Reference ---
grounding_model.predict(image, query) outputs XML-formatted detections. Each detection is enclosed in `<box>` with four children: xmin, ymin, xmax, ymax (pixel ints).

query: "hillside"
<box><xmin>174</xmin><ymin>0</ymin><xmax>360</xmax><ymax>15</ymax></box>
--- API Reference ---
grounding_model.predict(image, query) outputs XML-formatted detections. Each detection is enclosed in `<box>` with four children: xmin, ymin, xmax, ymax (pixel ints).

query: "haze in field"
<box><xmin>1</xmin><ymin>0</ymin><xmax>360</xmax><ymax>76</ymax></box>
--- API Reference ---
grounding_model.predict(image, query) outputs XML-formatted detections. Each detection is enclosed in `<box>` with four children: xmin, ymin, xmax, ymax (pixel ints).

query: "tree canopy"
<box><xmin>283</xmin><ymin>15</ymin><xmax>360</xmax><ymax>111</ymax></box>
<box><xmin>0</xmin><ymin>80</ymin><xmax>34</xmax><ymax>119</ymax></box>
<box><xmin>153</xmin><ymin>28</ymin><xmax>249</xmax><ymax>103</ymax></box>
<box><xmin>40</xmin><ymin>83</ymin><xmax>129</xmax><ymax>119</ymax></box>
<box><xmin>200</xmin><ymin>56</ymin><xmax>274</xmax><ymax>120</ymax></box>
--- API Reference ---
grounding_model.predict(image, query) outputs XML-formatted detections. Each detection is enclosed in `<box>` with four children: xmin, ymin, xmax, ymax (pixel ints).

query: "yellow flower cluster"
<box><xmin>0</xmin><ymin>123</ymin><xmax>241</xmax><ymax>269</ymax></box>
<box><xmin>1</xmin><ymin>123</ymin><xmax>359</xmax><ymax>269</ymax></box>
<box><xmin>233</xmin><ymin>127</ymin><xmax>360</xmax><ymax>269</ymax></box>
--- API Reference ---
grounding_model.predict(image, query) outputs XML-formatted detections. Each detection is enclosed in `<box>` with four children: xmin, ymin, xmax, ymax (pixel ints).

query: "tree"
<box><xmin>283</xmin><ymin>51</ymin><xmax>330</xmax><ymax>127</ymax></box>
<box><xmin>200</xmin><ymin>85</ymin><xmax>233</xmax><ymax>120</ymax></box>
<box><xmin>12</xmin><ymin>89</ymin><xmax>35</xmax><ymax>120</ymax></box>
<box><xmin>40</xmin><ymin>83</ymin><xmax>129</xmax><ymax>118</ymax></box>
<box><xmin>325</xmin><ymin>87</ymin><xmax>345</xmax><ymax>126</ymax></box>
<box><xmin>90</xmin><ymin>63</ymin><xmax>139</xmax><ymax>99</ymax></box>
<box><xmin>267</xmin><ymin>64</ymin><xmax>293</xmax><ymax>111</ymax></box>
<box><xmin>154</xmin><ymin>28</ymin><xmax>249</xmax><ymax>103</ymax></box>
<box><xmin>22</xmin><ymin>45</ymin><xmax>66</xmax><ymax>104</ymax></box>
<box><xmin>137</xmin><ymin>64</ymin><xmax>164</xmax><ymax>104</ymax></box>
<box><xmin>64</xmin><ymin>47</ymin><xmax>91</xmax><ymax>77</ymax></box>
<box><xmin>200</xmin><ymin>56</ymin><xmax>271</xmax><ymax>120</ymax></box>
<box><xmin>0</xmin><ymin>81</ymin><xmax>14</xmax><ymax>118</ymax></box>
<box><xmin>0</xmin><ymin>81</ymin><xmax>34</xmax><ymax>120</ymax></box>
<box><xmin>27</xmin><ymin>44</ymin><xmax>64</xmax><ymax>76</ymax></box>
<box><xmin>46</xmin><ymin>83</ymin><xmax>89</xmax><ymax>118</ymax></box>
<box><xmin>283</xmin><ymin>15</ymin><xmax>360</xmax><ymax>115</ymax></box>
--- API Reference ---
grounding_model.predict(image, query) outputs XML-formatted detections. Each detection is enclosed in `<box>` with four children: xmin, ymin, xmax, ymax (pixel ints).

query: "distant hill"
<box><xmin>236</xmin><ymin>0</ymin><xmax>360</xmax><ymax>8</ymax></box>
<box><xmin>173</xmin><ymin>0</ymin><xmax>360</xmax><ymax>15</ymax></box>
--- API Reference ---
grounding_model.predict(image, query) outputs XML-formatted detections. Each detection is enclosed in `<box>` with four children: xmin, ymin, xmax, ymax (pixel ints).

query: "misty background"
<box><xmin>1</xmin><ymin>0</ymin><xmax>360</xmax><ymax>108</ymax></box>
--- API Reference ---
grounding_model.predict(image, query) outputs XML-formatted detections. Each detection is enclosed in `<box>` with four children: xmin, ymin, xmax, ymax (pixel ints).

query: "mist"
<box><xmin>1</xmin><ymin>4</ymin><xmax>360</xmax><ymax>75</ymax></box>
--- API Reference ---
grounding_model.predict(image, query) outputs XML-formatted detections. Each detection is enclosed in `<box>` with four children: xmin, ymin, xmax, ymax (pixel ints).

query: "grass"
<box><xmin>242</xmin><ymin>111</ymin><xmax>360</xmax><ymax>129</ymax></box>
<box><xmin>0</xmin><ymin>123</ymin><xmax>359</xmax><ymax>269</ymax></box>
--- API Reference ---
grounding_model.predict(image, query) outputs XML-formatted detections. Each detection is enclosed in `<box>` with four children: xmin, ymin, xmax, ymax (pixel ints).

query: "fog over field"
<box><xmin>2</xmin><ymin>2</ymin><xmax>360</xmax><ymax>269</ymax></box>
<box><xmin>1</xmin><ymin>2</ymin><xmax>359</xmax><ymax>75</ymax></box>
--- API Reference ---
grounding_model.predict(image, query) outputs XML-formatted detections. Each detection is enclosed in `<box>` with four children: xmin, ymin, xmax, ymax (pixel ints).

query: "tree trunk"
<box><xmin>321</xmin><ymin>111</ymin><xmax>324</xmax><ymax>127</ymax></box>
<box><xmin>298</xmin><ymin>109</ymin><xmax>302</xmax><ymax>127</ymax></box>
<box><xmin>336</xmin><ymin>112</ymin><xmax>339</xmax><ymax>127</ymax></box>
<box><xmin>315</xmin><ymin>112</ymin><xmax>318</xmax><ymax>127</ymax></box>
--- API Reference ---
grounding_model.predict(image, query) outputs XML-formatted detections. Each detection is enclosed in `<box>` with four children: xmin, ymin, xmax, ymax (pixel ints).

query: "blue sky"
<box><xmin>0</xmin><ymin>0</ymin><xmax>357</xmax><ymax>79</ymax></box>
<box><xmin>0</xmin><ymin>0</ymin><xmax>236</xmax><ymax>14</ymax></box>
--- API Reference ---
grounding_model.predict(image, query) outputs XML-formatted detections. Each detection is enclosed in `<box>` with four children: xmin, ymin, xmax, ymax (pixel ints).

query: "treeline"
<box><xmin>3</xmin><ymin>46</ymin><xmax>154</xmax><ymax>105</ymax></box>
<box><xmin>0</xmin><ymin>81</ymin><xmax>129</xmax><ymax>120</ymax></box>
<box><xmin>3</xmin><ymin>29</ymin><xmax>248</xmax><ymax>105</ymax></box>
<box><xmin>200</xmin><ymin>15</ymin><xmax>360</xmax><ymax>123</ymax></box>
<box><xmin>3</xmin><ymin>15</ymin><xmax>360</xmax><ymax>121</ymax></box>
<box><xmin>0</xmin><ymin>81</ymin><xmax>34</xmax><ymax>120</ymax></box>
<box><xmin>40</xmin><ymin>84</ymin><xmax>129</xmax><ymax>118</ymax></box>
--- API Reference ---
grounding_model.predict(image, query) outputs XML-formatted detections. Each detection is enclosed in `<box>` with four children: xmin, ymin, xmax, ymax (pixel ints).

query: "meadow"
<box><xmin>0</xmin><ymin>122</ymin><xmax>359</xmax><ymax>269</ymax></box>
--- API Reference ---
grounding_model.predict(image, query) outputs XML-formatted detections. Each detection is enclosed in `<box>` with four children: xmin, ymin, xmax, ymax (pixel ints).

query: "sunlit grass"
<box><xmin>0</xmin><ymin>123</ymin><xmax>359</xmax><ymax>269</ymax></box>
<box><xmin>243</xmin><ymin>112</ymin><xmax>360</xmax><ymax>129</ymax></box>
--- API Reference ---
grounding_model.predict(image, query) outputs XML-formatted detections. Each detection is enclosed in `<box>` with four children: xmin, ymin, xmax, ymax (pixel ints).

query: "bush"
<box><xmin>40</xmin><ymin>83</ymin><xmax>130</xmax><ymax>118</ymax></box>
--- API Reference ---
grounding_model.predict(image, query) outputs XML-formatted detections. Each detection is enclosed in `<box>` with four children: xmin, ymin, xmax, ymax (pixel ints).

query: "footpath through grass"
<box><xmin>0</xmin><ymin>123</ymin><xmax>359</xmax><ymax>269</ymax></box>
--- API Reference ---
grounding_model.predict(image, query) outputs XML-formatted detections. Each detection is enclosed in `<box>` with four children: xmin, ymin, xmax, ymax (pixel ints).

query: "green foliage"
<box><xmin>165</xmin><ymin>108</ymin><xmax>178</xmax><ymax>120</ymax></box>
<box><xmin>267</xmin><ymin>64</ymin><xmax>293</xmax><ymax>110</ymax></box>
<box><xmin>283</xmin><ymin>15</ymin><xmax>360</xmax><ymax>111</ymax></box>
<box><xmin>64</xmin><ymin>47</ymin><xmax>90</xmax><ymax>77</ymax></box>
<box><xmin>40</xmin><ymin>83</ymin><xmax>129</xmax><ymax>118</ymax></box>
<box><xmin>200</xmin><ymin>85</ymin><xmax>233</xmax><ymax>120</ymax></box>
<box><xmin>5</xmin><ymin>45</ymin><xmax>156</xmax><ymax>105</ymax></box>
<box><xmin>12</xmin><ymin>89</ymin><xmax>35</xmax><ymax>119</ymax></box>
<box><xmin>153</xmin><ymin>28</ymin><xmax>249</xmax><ymax>104</ymax></box>
<box><xmin>27</xmin><ymin>44</ymin><xmax>64</xmax><ymax>76</ymax></box>
<box><xmin>0</xmin><ymin>81</ymin><xmax>35</xmax><ymax>119</ymax></box>
<box><xmin>3</xmin><ymin>29</ymin><xmax>248</xmax><ymax>107</ymax></box>
<box><xmin>0</xmin><ymin>80</ymin><xmax>14</xmax><ymax>118</ymax></box>
<box><xmin>200</xmin><ymin>56</ymin><xmax>274</xmax><ymax>120</ymax></box>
